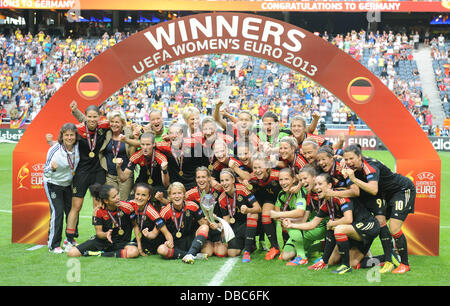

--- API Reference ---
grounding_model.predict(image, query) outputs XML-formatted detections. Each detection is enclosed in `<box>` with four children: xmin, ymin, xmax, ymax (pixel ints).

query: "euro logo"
<box><xmin>17</xmin><ymin>163</ymin><xmax>29</xmax><ymax>190</ymax></box>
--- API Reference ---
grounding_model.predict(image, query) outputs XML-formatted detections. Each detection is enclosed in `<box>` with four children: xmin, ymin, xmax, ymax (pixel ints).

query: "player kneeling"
<box><xmin>67</xmin><ymin>185</ymin><xmax>139</xmax><ymax>259</ymax></box>
<box><xmin>284</xmin><ymin>173</ymin><xmax>379</xmax><ymax>274</ymax></box>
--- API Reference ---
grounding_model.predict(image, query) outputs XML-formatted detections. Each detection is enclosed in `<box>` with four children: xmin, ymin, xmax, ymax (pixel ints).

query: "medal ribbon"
<box><xmin>283</xmin><ymin>192</ymin><xmax>294</xmax><ymax>212</ymax></box>
<box><xmin>226</xmin><ymin>189</ymin><xmax>236</xmax><ymax>218</ymax></box>
<box><xmin>62</xmin><ymin>144</ymin><xmax>75</xmax><ymax>172</ymax></box>
<box><xmin>323</xmin><ymin>198</ymin><xmax>335</xmax><ymax>221</ymax></box>
<box><xmin>146</xmin><ymin>148</ymin><xmax>155</xmax><ymax>179</ymax></box>
<box><xmin>172</xmin><ymin>144</ymin><xmax>184</xmax><ymax>172</ymax></box>
<box><xmin>139</xmin><ymin>202</ymin><xmax>150</xmax><ymax>232</ymax></box>
<box><xmin>171</xmin><ymin>202</ymin><xmax>185</xmax><ymax>234</ymax></box>
<box><xmin>106</xmin><ymin>209</ymin><xmax>122</xmax><ymax>230</ymax></box>
<box><xmin>112</xmin><ymin>140</ymin><xmax>121</xmax><ymax>160</ymax></box>
<box><xmin>85</xmin><ymin>122</ymin><xmax>98</xmax><ymax>155</ymax></box>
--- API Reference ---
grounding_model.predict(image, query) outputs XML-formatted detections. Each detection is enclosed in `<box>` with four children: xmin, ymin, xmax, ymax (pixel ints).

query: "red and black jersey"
<box><xmin>248</xmin><ymin>169</ymin><xmax>281</xmax><ymax>204</ymax></box>
<box><xmin>316</xmin><ymin>196</ymin><xmax>373</xmax><ymax>223</ymax></box>
<box><xmin>218</xmin><ymin>183</ymin><xmax>257</xmax><ymax>226</ymax></box>
<box><xmin>316</xmin><ymin>196</ymin><xmax>351</xmax><ymax>220</ymax></box>
<box><xmin>280</xmin><ymin>152</ymin><xmax>308</xmax><ymax>174</ymax></box>
<box><xmin>355</xmin><ymin>157</ymin><xmax>414</xmax><ymax>199</ymax></box>
<box><xmin>92</xmin><ymin>201</ymin><xmax>137</xmax><ymax>243</ymax></box>
<box><xmin>157</xmin><ymin>140</ymin><xmax>209</xmax><ymax>190</ymax></box>
<box><xmin>327</xmin><ymin>157</ymin><xmax>348</xmax><ymax>188</ymax></box>
<box><xmin>186</xmin><ymin>185</ymin><xmax>224</xmax><ymax>218</ymax></box>
<box><xmin>160</xmin><ymin>201</ymin><xmax>204</xmax><ymax>239</ymax></box>
<box><xmin>306</xmin><ymin>192</ymin><xmax>321</xmax><ymax>215</ymax></box>
<box><xmin>76</xmin><ymin>120</ymin><xmax>110</xmax><ymax>172</ymax></box>
<box><xmin>127</xmin><ymin>149</ymin><xmax>167</xmax><ymax>186</ymax></box>
<box><xmin>134</xmin><ymin>201</ymin><xmax>165</xmax><ymax>236</ymax></box>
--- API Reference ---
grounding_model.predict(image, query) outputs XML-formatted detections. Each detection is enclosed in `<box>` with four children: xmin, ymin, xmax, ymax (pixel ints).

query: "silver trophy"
<box><xmin>199</xmin><ymin>192</ymin><xmax>216</xmax><ymax>223</ymax></box>
<box><xmin>200</xmin><ymin>192</ymin><xmax>235</xmax><ymax>242</ymax></box>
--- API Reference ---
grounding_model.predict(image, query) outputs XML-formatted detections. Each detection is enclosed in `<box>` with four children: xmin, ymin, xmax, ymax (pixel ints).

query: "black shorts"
<box><xmin>227</xmin><ymin>222</ymin><xmax>247</xmax><ymax>251</ymax></box>
<box><xmin>76</xmin><ymin>235</ymin><xmax>132</xmax><ymax>254</ymax></box>
<box><xmin>72</xmin><ymin>169</ymin><xmax>106</xmax><ymax>198</ymax></box>
<box><xmin>361</xmin><ymin>195</ymin><xmax>387</xmax><ymax>217</ymax></box>
<box><xmin>173</xmin><ymin>233</ymin><xmax>195</xmax><ymax>252</ymax></box>
<box><xmin>351</xmin><ymin>217</ymin><xmax>380</xmax><ymax>254</ymax></box>
<box><xmin>208</xmin><ymin>228</ymin><xmax>222</xmax><ymax>243</ymax></box>
<box><xmin>385</xmin><ymin>186</ymin><xmax>416</xmax><ymax>221</ymax></box>
<box><xmin>133</xmin><ymin>233</ymin><xmax>166</xmax><ymax>254</ymax></box>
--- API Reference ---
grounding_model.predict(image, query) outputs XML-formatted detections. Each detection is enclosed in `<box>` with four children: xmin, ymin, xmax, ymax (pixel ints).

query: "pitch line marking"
<box><xmin>208</xmin><ymin>257</ymin><xmax>239</xmax><ymax>286</ymax></box>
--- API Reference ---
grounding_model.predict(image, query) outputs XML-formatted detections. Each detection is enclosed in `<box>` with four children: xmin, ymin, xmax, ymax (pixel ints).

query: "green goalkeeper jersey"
<box><xmin>275</xmin><ymin>188</ymin><xmax>307</xmax><ymax>212</ymax></box>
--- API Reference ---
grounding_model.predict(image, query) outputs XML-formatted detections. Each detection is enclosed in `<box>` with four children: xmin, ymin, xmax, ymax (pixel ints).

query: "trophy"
<box><xmin>200</xmin><ymin>192</ymin><xmax>235</xmax><ymax>243</ymax></box>
<box><xmin>199</xmin><ymin>192</ymin><xmax>216</xmax><ymax>223</ymax></box>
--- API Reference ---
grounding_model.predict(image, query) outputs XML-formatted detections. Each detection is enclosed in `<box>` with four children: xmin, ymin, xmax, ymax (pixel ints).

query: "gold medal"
<box><xmin>72</xmin><ymin>171</ymin><xmax>76</xmax><ymax>176</ymax></box>
<box><xmin>118</xmin><ymin>229</ymin><xmax>124</xmax><ymax>235</ymax></box>
<box><xmin>208</xmin><ymin>164</ymin><xmax>213</xmax><ymax>171</ymax></box>
<box><xmin>176</xmin><ymin>231</ymin><xmax>182</xmax><ymax>238</ymax></box>
<box><xmin>229</xmin><ymin>217</ymin><xmax>235</xmax><ymax>224</ymax></box>
<box><xmin>179</xmin><ymin>170</ymin><xmax>184</xmax><ymax>176</ymax></box>
<box><xmin>112</xmin><ymin>157</ymin><xmax>117</xmax><ymax>164</ymax></box>
<box><xmin>247</xmin><ymin>184</ymin><xmax>253</xmax><ymax>190</ymax></box>
<box><xmin>89</xmin><ymin>152</ymin><xmax>95</xmax><ymax>158</ymax></box>
<box><xmin>148</xmin><ymin>178</ymin><xmax>153</xmax><ymax>184</ymax></box>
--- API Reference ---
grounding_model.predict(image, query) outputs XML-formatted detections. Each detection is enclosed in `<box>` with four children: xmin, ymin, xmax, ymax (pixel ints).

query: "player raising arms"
<box><xmin>157</xmin><ymin>182</ymin><xmax>210</xmax><ymax>264</ymax></box>
<box><xmin>342</xmin><ymin>144</ymin><xmax>415</xmax><ymax>274</ymax></box>
<box><xmin>65</xmin><ymin>104</ymin><xmax>110</xmax><ymax>248</ymax></box>
<box><xmin>218</xmin><ymin>168</ymin><xmax>261</xmax><ymax>262</ymax></box>
<box><xmin>284</xmin><ymin>173</ymin><xmax>380</xmax><ymax>274</ymax></box>
<box><xmin>213</xmin><ymin>100</ymin><xmax>259</xmax><ymax>155</ymax></box>
<box><xmin>67</xmin><ymin>184</ymin><xmax>139</xmax><ymax>259</ymax></box>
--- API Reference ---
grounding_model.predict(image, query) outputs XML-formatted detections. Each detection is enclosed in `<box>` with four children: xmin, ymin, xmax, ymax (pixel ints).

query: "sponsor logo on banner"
<box><xmin>415</xmin><ymin>171</ymin><xmax>437</xmax><ymax>199</ymax></box>
<box><xmin>430</xmin><ymin>137</ymin><xmax>450</xmax><ymax>151</ymax></box>
<box><xmin>325</xmin><ymin>135</ymin><xmax>380</xmax><ymax>150</ymax></box>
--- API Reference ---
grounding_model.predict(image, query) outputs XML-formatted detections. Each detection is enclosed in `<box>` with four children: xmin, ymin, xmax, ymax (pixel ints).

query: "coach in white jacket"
<box><xmin>43</xmin><ymin>123</ymin><xmax>80</xmax><ymax>253</ymax></box>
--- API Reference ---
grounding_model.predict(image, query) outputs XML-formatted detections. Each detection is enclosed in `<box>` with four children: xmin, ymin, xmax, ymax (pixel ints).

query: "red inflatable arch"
<box><xmin>12</xmin><ymin>12</ymin><xmax>440</xmax><ymax>255</ymax></box>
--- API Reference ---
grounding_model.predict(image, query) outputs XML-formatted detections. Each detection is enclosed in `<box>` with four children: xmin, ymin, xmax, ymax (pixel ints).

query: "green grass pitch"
<box><xmin>1</xmin><ymin>143</ymin><xmax>449</xmax><ymax>286</ymax></box>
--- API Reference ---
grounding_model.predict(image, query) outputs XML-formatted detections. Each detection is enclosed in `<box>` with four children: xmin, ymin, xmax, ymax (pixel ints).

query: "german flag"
<box><xmin>348</xmin><ymin>78</ymin><xmax>373</xmax><ymax>103</ymax></box>
<box><xmin>77</xmin><ymin>74</ymin><xmax>101</xmax><ymax>99</ymax></box>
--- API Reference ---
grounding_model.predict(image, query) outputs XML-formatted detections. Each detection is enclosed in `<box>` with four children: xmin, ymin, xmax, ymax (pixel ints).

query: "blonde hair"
<box><xmin>107</xmin><ymin>110</ymin><xmax>127</xmax><ymax>125</ymax></box>
<box><xmin>182</xmin><ymin>106</ymin><xmax>200</xmax><ymax>122</ymax></box>
<box><xmin>291</xmin><ymin>115</ymin><xmax>307</xmax><ymax>127</ymax></box>
<box><xmin>168</xmin><ymin>182</ymin><xmax>186</xmax><ymax>195</ymax></box>
<box><xmin>280</xmin><ymin>136</ymin><xmax>298</xmax><ymax>149</ymax></box>
<box><xmin>302</xmin><ymin>137</ymin><xmax>319</xmax><ymax>148</ymax></box>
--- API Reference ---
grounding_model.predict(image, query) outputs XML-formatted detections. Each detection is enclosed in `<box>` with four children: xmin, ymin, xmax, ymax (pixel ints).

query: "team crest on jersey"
<box><xmin>98</xmin><ymin>129</ymin><xmax>104</xmax><ymax>136</ymax></box>
<box><xmin>73</xmin><ymin>187</ymin><xmax>77</xmax><ymax>194</ymax></box>
<box><xmin>237</xmin><ymin>195</ymin><xmax>243</xmax><ymax>202</ymax></box>
<box><xmin>272</xmin><ymin>181</ymin><xmax>277</xmax><ymax>186</ymax></box>
<box><xmin>186</xmin><ymin>210</ymin><xmax>190</xmax><ymax>217</ymax></box>
<box><xmin>51</xmin><ymin>192</ymin><xmax>56</xmax><ymax>199</ymax></box>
